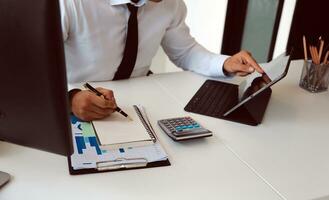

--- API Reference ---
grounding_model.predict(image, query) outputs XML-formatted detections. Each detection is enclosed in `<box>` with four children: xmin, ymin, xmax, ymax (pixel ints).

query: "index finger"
<box><xmin>97</xmin><ymin>88</ymin><xmax>115</xmax><ymax>101</ymax></box>
<box><xmin>243</xmin><ymin>53</ymin><xmax>264</xmax><ymax>73</ymax></box>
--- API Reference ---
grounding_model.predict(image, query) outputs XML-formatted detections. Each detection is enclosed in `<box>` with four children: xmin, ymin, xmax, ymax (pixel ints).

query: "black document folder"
<box><xmin>67</xmin><ymin>106</ymin><xmax>170</xmax><ymax>175</ymax></box>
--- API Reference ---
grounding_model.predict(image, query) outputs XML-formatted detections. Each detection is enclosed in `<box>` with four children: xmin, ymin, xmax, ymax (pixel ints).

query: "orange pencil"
<box><xmin>311</xmin><ymin>46</ymin><xmax>319</xmax><ymax>64</ymax></box>
<box><xmin>313</xmin><ymin>46</ymin><xmax>320</xmax><ymax>64</ymax></box>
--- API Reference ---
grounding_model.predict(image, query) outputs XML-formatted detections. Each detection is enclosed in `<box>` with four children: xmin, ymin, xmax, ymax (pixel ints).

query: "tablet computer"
<box><xmin>184</xmin><ymin>51</ymin><xmax>292</xmax><ymax>125</ymax></box>
<box><xmin>223</xmin><ymin>51</ymin><xmax>292</xmax><ymax>116</ymax></box>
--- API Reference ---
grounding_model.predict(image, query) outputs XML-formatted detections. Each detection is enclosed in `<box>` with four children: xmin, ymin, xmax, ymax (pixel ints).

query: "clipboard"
<box><xmin>67</xmin><ymin>106</ymin><xmax>170</xmax><ymax>175</ymax></box>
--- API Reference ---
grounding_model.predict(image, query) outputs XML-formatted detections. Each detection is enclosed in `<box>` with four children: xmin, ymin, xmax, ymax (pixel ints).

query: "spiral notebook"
<box><xmin>92</xmin><ymin>105</ymin><xmax>156</xmax><ymax>150</ymax></box>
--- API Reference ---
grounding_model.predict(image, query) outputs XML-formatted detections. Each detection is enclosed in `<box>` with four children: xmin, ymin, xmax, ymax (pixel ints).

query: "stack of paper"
<box><xmin>92</xmin><ymin>106</ymin><xmax>154</xmax><ymax>150</ymax></box>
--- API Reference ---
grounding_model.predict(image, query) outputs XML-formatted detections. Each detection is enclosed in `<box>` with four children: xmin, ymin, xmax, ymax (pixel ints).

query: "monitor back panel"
<box><xmin>0</xmin><ymin>0</ymin><xmax>71</xmax><ymax>155</ymax></box>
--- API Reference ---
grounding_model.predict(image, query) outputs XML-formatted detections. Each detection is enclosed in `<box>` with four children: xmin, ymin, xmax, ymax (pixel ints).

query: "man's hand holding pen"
<box><xmin>70</xmin><ymin>87</ymin><xmax>117</xmax><ymax>121</ymax></box>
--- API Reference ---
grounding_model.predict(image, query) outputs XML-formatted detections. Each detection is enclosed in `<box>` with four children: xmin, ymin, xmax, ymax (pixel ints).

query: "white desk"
<box><xmin>151</xmin><ymin>60</ymin><xmax>329</xmax><ymax>200</ymax></box>
<box><xmin>1</xmin><ymin>60</ymin><xmax>328</xmax><ymax>200</ymax></box>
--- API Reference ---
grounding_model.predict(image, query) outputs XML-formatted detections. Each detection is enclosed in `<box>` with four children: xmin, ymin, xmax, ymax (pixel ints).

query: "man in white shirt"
<box><xmin>60</xmin><ymin>0</ymin><xmax>264</xmax><ymax>121</ymax></box>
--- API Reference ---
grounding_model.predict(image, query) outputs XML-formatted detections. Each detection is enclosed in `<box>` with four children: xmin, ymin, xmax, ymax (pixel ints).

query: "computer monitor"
<box><xmin>0</xmin><ymin>0</ymin><xmax>71</xmax><ymax>155</ymax></box>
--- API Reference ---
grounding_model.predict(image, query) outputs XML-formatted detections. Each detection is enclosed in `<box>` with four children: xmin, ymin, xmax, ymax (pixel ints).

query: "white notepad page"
<box><xmin>92</xmin><ymin>106</ymin><xmax>152</xmax><ymax>147</ymax></box>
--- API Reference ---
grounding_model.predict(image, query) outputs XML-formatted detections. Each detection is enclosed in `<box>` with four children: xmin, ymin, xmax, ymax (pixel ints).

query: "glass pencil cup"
<box><xmin>299</xmin><ymin>61</ymin><xmax>329</xmax><ymax>93</ymax></box>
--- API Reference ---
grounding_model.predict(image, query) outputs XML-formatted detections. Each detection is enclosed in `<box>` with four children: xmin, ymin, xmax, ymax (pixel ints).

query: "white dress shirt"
<box><xmin>59</xmin><ymin>0</ymin><xmax>229</xmax><ymax>85</ymax></box>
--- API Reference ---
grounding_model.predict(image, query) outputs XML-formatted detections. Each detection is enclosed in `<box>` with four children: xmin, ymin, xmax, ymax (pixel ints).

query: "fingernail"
<box><xmin>249</xmin><ymin>67</ymin><xmax>254</xmax><ymax>72</ymax></box>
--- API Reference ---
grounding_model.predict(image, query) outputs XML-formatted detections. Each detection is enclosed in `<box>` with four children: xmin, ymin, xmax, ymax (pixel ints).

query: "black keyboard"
<box><xmin>184</xmin><ymin>80</ymin><xmax>239</xmax><ymax>118</ymax></box>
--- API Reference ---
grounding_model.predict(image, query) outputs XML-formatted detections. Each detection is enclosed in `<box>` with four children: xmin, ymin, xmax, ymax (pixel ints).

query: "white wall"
<box><xmin>273</xmin><ymin>0</ymin><xmax>297</xmax><ymax>57</ymax></box>
<box><xmin>151</xmin><ymin>0</ymin><xmax>228</xmax><ymax>73</ymax></box>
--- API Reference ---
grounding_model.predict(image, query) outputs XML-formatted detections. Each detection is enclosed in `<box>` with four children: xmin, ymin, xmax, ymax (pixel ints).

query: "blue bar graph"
<box><xmin>89</xmin><ymin>137</ymin><xmax>102</xmax><ymax>155</ymax></box>
<box><xmin>75</xmin><ymin>136</ymin><xmax>86</xmax><ymax>154</ymax></box>
<box><xmin>70</xmin><ymin>115</ymin><xmax>80</xmax><ymax>124</ymax></box>
<box><xmin>71</xmin><ymin>115</ymin><xmax>104</xmax><ymax>156</ymax></box>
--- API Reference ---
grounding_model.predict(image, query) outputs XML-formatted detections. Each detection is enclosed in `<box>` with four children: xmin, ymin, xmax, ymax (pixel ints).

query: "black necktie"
<box><xmin>113</xmin><ymin>3</ymin><xmax>139</xmax><ymax>80</ymax></box>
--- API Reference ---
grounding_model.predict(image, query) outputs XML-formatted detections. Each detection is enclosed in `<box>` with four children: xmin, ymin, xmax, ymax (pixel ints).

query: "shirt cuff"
<box><xmin>208</xmin><ymin>54</ymin><xmax>231</xmax><ymax>77</ymax></box>
<box><xmin>67</xmin><ymin>83</ymin><xmax>83</xmax><ymax>91</ymax></box>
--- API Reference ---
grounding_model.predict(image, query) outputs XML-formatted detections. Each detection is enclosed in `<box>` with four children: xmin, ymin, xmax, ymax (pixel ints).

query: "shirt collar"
<box><xmin>109</xmin><ymin>0</ymin><xmax>147</xmax><ymax>7</ymax></box>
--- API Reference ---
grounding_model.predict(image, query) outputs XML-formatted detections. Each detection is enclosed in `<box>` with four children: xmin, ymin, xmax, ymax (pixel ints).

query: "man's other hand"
<box><xmin>70</xmin><ymin>88</ymin><xmax>117</xmax><ymax>121</ymax></box>
<box><xmin>223</xmin><ymin>50</ymin><xmax>264</xmax><ymax>77</ymax></box>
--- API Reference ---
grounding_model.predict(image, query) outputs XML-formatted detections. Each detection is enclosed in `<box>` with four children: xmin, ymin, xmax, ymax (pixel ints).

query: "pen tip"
<box><xmin>128</xmin><ymin>116</ymin><xmax>133</xmax><ymax>121</ymax></box>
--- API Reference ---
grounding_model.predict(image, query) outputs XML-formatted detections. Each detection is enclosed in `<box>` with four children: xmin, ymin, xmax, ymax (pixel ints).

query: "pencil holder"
<box><xmin>299</xmin><ymin>61</ymin><xmax>329</xmax><ymax>93</ymax></box>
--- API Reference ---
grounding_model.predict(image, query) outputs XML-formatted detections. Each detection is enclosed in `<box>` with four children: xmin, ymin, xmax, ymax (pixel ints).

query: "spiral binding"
<box><xmin>133</xmin><ymin>105</ymin><xmax>156</xmax><ymax>142</ymax></box>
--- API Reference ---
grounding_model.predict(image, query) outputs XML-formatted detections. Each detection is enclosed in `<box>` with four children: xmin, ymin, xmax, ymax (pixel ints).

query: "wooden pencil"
<box><xmin>318</xmin><ymin>40</ymin><xmax>324</xmax><ymax>64</ymax></box>
<box><xmin>313</xmin><ymin>46</ymin><xmax>320</xmax><ymax>64</ymax></box>
<box><xmin>324</xmin><ymin>51</ymin><xmax>329</xmax><ymax>64</ymax></box>
<box><xmin>309</xmin><ymin>46</ymin><xmax>317</xmax><ymax>86</ymax></box>
<box><xmin>309</xmin><ymin>46</ymin><xmax>315</xmax><ymax>64</ymax></box>
<box><xmin>303</xmin><ymin>35</ymin><xmax>308</xmax><ymax>61</ymax></box>
<box><xmin>311</xmin><ymin>46</ymin><xmax>319</xmax><ymax>64</ymax></box>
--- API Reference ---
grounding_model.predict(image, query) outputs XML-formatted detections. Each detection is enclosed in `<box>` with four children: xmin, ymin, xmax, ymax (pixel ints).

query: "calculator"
<box><xmin>158</xmin><ymin>117</ymin><xmax>212</xmax><ymax>141</ymax></box>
